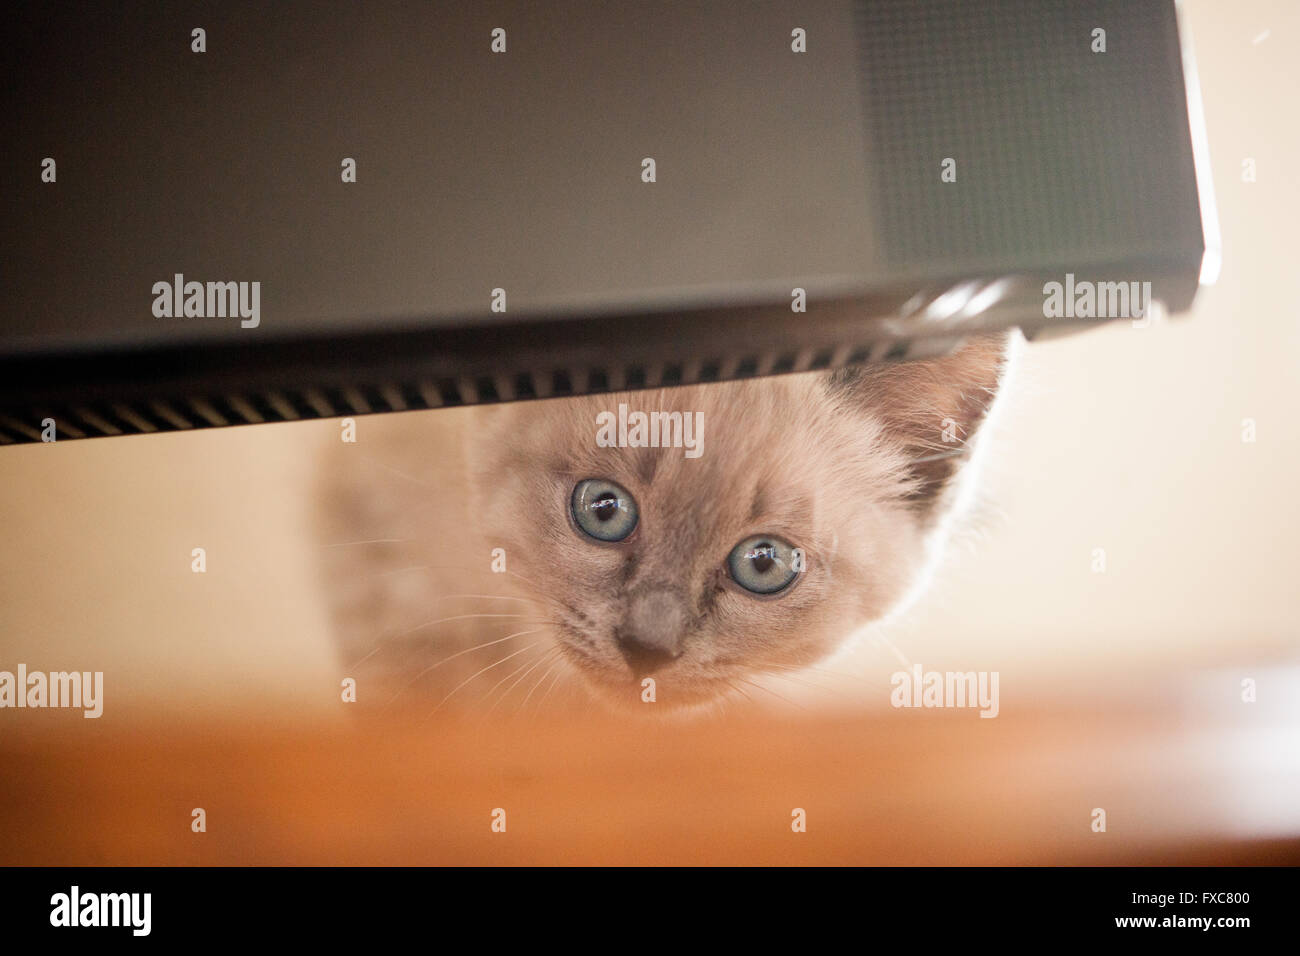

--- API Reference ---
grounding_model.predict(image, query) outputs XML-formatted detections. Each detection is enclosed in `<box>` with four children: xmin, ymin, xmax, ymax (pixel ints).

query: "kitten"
<box><xmin>315</xmin><ymin>332</ymin><xmax>1014</xmax><ymax>716</ymax></box>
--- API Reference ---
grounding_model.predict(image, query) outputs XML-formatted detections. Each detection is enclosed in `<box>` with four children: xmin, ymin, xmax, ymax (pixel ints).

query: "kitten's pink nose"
<box><xmin>617</xmin><ymin>589</ymin><xmax>685</xmax><ymax>678</ymax></box>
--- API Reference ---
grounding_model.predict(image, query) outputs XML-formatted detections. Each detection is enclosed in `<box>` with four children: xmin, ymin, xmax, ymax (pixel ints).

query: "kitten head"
<box><xmin>468</xmin><ymin>334</ymin><xmax>1011</xmax><ymax>711</ymax></box>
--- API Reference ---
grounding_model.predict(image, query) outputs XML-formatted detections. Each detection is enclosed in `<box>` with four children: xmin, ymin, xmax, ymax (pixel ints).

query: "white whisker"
<box><xmin>478</xmin><ymin>654</ymin><xmax>543</xmax><ymax>708</ymax></box>
<box><xmin>758</xmin><ymin>669</ymin><xmax>848</xmax><ymax>697</ymax></box>
<box><xmin>737</xmin><ymin>676</ymin><xmax>805</xmax><ymax>711</ymax></box>
<box><xmin>487</xmin><ymin>648</ymin><xmax>560</xmax><ymax>715</ymax></box>
<box><xmin>349</xmin><ymin>562</ymin><xmax>550</xmax><ymax>595</ymax></box>
<box><xmin>427</xmin><ymin>642</ymin><xmax>542</xmax><ymax>716</ymax></box>
<box><xmin>322</xmin><ymin>537</ymin><xmax>412</xmax><ymax>548</ymax></box>
<box><xmin>864</xmin><ymin>632</ymin><xmax>912</xmax><ymax>667</ymax></box>
<box><xmin>524</xmin><ymin>661</ymin><xmax>565</xmax><ymax>713</ymax></box>
<box><xmin>358</xmin><ymin>454</ymin><xmax>434</xmax><ymax>489</ymax></box>
<box><xmin>391</xmin><ymin>612</ymin><xmax>539</xmax><ymax>641</ymax></box>
<box><xmin>382</xmin><ymin>627</ymin><xmax>543</xmax><ymax>705</ymax></box>
<box><xmin>724</xmin><ymin>679</ymin><xmax>754</xmax><ymax>705</ymax></box>
<box><xmin>368</xmin><ymin>588</ymin><xmax>544</xmax><ymax>608</ymax></box>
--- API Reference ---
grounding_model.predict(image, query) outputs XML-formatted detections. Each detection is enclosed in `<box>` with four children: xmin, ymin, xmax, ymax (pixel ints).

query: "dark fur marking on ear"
<box><xmin>825</xmin><ymin>333</ymin><xmax>1010</xmax><ymax>516</ymax></box>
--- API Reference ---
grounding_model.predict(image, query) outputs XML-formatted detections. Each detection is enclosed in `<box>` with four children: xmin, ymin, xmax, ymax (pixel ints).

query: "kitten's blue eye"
<box><xmin>727</xmin><ymin>535</ymin><xmax>800</xmax><ymax>595</ymax></box>
<box><xmin>570</xmin><ymin>478</ymin><xmax>639</xmax><ymax>542</ymax></box>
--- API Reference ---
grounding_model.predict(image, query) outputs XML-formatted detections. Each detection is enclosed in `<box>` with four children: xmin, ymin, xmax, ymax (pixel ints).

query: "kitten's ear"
<box><xmin>827</xmin><ymin>332</ymin><xmax>1011</xmax><ymax>514</ymax></box>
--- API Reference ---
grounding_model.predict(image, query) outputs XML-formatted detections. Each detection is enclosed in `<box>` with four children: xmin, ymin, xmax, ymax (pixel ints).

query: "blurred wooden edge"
<box><xmin>2</xmin><ymin>707</ymin><xmax>1298</xmax><ymax>866</ymax></box>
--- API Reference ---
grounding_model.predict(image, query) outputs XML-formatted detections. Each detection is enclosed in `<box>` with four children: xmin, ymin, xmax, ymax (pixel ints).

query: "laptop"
<box><xmin>0</xmin><ymin>0</ymin><xmax>1217</xmax><ymax>443</ymax></box>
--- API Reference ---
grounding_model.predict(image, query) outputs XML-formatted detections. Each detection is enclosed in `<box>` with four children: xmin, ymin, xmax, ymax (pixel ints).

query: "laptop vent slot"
<box><xmin>0</xmin><ymin>339</ymin><xmax>930</xmax><ymax>444</ymax></box>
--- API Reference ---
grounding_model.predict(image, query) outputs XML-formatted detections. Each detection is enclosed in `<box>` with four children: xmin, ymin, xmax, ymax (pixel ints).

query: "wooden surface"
<box><xmin>3</xmin><ymin>701</ymin><xmax>1297</xmax><ymax>866</ymax></box>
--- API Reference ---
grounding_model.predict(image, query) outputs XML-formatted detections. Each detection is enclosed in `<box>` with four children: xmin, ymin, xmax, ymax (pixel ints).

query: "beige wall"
<box><xmin>862</xmin><ymin>0</ymin><xmax>1300</xmax><ymax>684</ymax></box>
